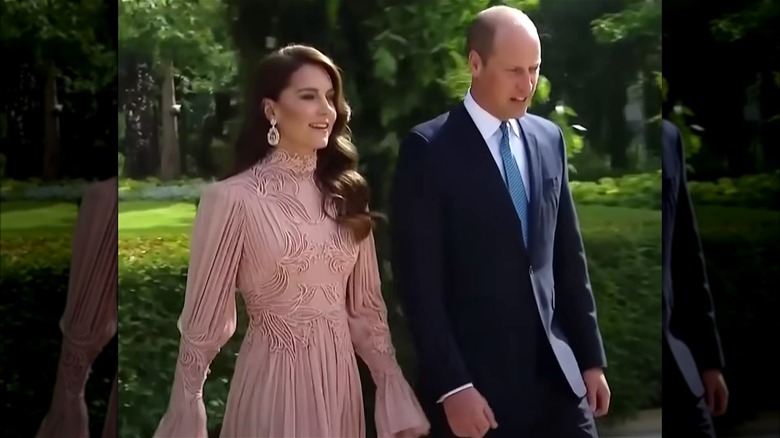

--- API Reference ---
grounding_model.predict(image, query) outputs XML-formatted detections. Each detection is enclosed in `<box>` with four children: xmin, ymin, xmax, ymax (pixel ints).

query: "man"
<box><xmin>390</xmin><ymin>6</ymin><xmax>610</xmax><ymax>438</ymax></box>
<box><xmin>662</xmin><ymin>119</ymin><xmax>729</xmax><ymax>437</ymax></box>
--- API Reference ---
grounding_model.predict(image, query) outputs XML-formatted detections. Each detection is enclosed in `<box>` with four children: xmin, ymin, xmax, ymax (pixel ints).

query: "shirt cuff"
<box><xmin>437</xmin><ymin>383</ymin><xmax>474</xmax><ymax>403</ymax></box>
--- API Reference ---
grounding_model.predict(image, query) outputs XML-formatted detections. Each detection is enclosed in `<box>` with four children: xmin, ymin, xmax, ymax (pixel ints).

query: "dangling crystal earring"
<box><xmin>267</xmin><ymin>118</ymin><xmax>280</xmax><ymax>146</ymax></box>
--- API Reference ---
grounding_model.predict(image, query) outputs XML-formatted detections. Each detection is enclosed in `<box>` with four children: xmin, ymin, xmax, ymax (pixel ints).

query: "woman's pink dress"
<box><xmin>154</xmin><ymin>148</ymin><xmax>429</xmax><ymax>438</ymax></box>
<box><xmin>36</xmin><ymin>177</ymin><xmax>118</xmax><ymax>438</ymax></box>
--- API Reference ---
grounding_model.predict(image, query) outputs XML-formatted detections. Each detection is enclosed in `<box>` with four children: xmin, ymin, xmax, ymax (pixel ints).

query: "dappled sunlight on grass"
<box><xmin>0</xmin><ymin>201</ymin><xmax>196</xmax><ymax>238</ymax></box>
<box><xmin>2</xmin><ymin>201</ymin><xmax>776</xmax><ymax>242</ymax></box>
<box><xmin>0</xmin><ymin>202</ymin><xmax>78</xmax><ymax>233</ymax></box>
<box><xmin>118</xmin><ymin>201</ymin><xmax>196</xmax><ymax>236</ymax></box>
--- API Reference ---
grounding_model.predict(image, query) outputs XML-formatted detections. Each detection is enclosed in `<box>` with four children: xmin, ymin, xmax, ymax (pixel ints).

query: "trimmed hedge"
<box><xmin>569</xmin><ymin>171</ymin><xmax>779</xmax><ymax>210</ymax></box>
<box><xmin>118</xmin><ymin>206</ymin><xmax>660</xmax><ymax>437</ymax></box>
<box><xmin>692</xmin><ymin>207</ymin><xmax>780</xmax><ymax>433</ymax></box>
<box><xmin>0</xmin><ymin>238</ymin><xmax>116</xmax><ymax>438</ymax></box>
<box><xmin>1</xmin><ymin>205</ymin><xmax>777</xmax><ymax>438</ymax></box>
<box><xmin>2</xmin><ymin>172</ymin><xmax>778</xmax><ymax>210</ymax></box>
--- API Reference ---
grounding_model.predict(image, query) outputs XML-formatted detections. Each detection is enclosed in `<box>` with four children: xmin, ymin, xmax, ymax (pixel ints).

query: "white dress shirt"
<box><xmin>437</xmin><ymin>91</ymin><xmax>531</xmax><ymax>404</ymax></box>
<box><xmin>462</xmin><ymin>90</ymin><xmax>530</xmax><ymax>200</ymax></box>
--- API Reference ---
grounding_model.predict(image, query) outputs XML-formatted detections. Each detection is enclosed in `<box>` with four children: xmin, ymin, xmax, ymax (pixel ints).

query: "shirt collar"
<box><xmin>463</xmin><ymin>89</ymin><xmax>521</xmax><ymax>142</ymax></box>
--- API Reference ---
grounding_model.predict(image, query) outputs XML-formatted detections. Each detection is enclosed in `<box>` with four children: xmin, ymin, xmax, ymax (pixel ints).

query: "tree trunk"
<box><xmin>42</xmin><ymin>60</ymin><xmax>61</xmax><ymax>180</ymax></box>
<box><xmin>123</xmin><ymin>61</ymin><xmax>157</xmax><ymax>179</ymax></box>
<box><xmin>159</xmin><ymin>59</ymin><xmax>180</xmax><ymax>180</ymax></box>
<box><xmin>759</xmin><ymin>69</ymin><xmax>779</xmax><ymax>171</ymax></box>
<box><xmin>4</xmin><ymin>65</ymin><xmax>41</xmax><ymax>180</ymax></box>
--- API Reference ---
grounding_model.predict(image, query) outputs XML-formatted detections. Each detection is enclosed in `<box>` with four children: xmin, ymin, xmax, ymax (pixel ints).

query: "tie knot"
<box><xmin>500</xmin><ymin>121</ymin><xmax>510</xmax><ymax>137</ymax></box>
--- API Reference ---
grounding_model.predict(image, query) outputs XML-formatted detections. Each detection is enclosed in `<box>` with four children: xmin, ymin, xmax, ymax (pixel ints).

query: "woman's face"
<box><xmin>265</xmin><ymin>64</ymin><xmax>337</xmax><ymax>154</ymax></box>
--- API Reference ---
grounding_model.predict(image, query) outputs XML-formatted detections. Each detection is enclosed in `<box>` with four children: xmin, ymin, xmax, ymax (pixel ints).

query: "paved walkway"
<box><xmin>599</xmin><ymin>409</ymin><xmax>780</xmax><ymax>437</ymax></box>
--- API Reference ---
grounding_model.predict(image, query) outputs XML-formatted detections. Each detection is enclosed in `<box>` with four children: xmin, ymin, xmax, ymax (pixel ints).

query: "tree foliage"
<box><xmin>0</xmin><ymin>0</ymin><xmax>115</xmax><ymax>91</ymax></box>
<box><xmin>118</xmin><ymin>0</ymin><xmax>236</xmax><ymax>92</ymax></box>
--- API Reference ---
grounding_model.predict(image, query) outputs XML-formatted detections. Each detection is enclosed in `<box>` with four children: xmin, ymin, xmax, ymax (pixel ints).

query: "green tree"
<box><xmin>118</xmin><ymin>0</ymin><xmax>236</xmax><ymax>178</ymax></box>
<box><xmin>1</xmin><ymin>0</ymin><xmax>115</xmax><ymax>179</ymax></box>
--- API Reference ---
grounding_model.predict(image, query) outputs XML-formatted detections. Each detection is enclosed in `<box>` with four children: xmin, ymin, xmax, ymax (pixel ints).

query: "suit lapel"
<box><xmin>519</xmin><ymin>117</ymin><xmax>543</xmax><ymax>255</ymax></box>
<box><xmin>450</xmin><ymin>104</ymin><xmax>525</xmax><ymax>248</ymax></box>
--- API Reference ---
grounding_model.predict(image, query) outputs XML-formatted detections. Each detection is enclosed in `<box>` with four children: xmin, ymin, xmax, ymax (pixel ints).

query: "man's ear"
<box><xmin>468</xmin><ymin>51</ymin><xmax>483</xmax><ymax>77</ymax></box>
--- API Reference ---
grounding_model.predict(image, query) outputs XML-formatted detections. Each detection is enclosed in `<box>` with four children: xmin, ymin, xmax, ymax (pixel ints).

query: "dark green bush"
<box><xmin>688</xmin><ymin>172</ymin><xmax>780</xmax><ymax>210</ymax></box>
<box><xmin>0</xmin><ymin>237</ymin><xmax>116</xmax><ymax>438</ymax></box>
<box><xmin>3</xmin><ymin>172</ymin><xmax>777</xmax><ymax>210</ymax></box>
<box><xmin>110</xmin><ymin>224</ymin><xmax>663</xmax><ymax>436</ymax></box>
<box><xmin>570</xmin><ymin>171</ymin><xmax>778</xmax><ymax>210</ymax></box>
<box><xmin>1</xmin><ymin>205</ymin><xmax>776</xmax><ymax>437</ymax></box>
<box><xmin>571</xmin><ymin>173</ymin><xmax>663</xmax><ymax>210</ymax></box>
<box><xmin>693</xmin><ymin>207</ymin><xmax>780</xmax><ymax>431</ymax></box>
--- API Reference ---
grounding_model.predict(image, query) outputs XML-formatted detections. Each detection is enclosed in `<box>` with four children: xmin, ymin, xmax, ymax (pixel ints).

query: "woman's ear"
<box><xmin>262</xmin><ymin>98</ymin><xmax>276</xmax><ymax>122</ymax></box>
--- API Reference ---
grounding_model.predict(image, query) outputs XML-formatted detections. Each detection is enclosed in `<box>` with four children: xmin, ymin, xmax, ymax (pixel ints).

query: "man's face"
<box><xmin>471</xmin><ymin>23</ymin><xmax>541</xmax><ymax>120</ymax></box>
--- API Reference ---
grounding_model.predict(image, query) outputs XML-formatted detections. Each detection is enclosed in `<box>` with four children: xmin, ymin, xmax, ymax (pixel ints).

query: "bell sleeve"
<box><xmin>36</xmin><ymin>178</ymin><xmax>118</xmax><ymax>438</ymax></box>
<box><xmin>347</xmin><ymin>232</ymin><xmax>430</xmax><ymax>438</ymax></box>
<box><xmin>153</xmin><ymin>184</ymin><xmax>245</xmax><ymax>438</ymax></box>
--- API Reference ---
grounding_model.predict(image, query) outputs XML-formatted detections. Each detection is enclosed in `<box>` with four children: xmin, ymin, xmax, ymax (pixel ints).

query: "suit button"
<box><xmin>529</xmin><ymin>266</ymin><xmax>534</xmax><ymax>275</ymax></box>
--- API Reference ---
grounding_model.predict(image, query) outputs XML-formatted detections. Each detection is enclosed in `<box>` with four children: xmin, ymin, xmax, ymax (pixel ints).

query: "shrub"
<box><xmin>1</xmin><ymin>205</ymin><xmax>777</xmax><ymax>437</ymax></box>
<box><xmin>571</xmin><ymin>173</ymin><xmax>662</xmax><ymax>210</ymax></box>
<box><xmin>688</xmin><ymin>172</ymin><xmax>780</xmax><ymax>210</ymax></box>
<box><xmin>2</xmin><ymin>172</ymin><xmax>777</xmax><ymax>210</ymax></box>
<box><xmin>0</xmin><ymin>206</ymin><xmax>658</xmax><ymax>436</ymax></box>
<box><xmin>116</xmin><ymin>220</ymin><xmax>662</xmax><ymax>435</ymax></box>
<box><xmin>0</xmin><ymin>237</ymin><xmax>116</xmax><ymax>438</ymax></box>
<box><xmin>693</xmin><ymin>207</ymin><xmax>780</xmax><ymax>431</ymax></box>
<box><xmin>571</xmin><ymin>171</ymin><xmax>780</xmax><ymax>210</ymax></box>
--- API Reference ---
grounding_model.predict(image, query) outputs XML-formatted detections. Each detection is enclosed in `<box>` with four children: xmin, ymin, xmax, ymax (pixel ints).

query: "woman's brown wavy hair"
<box><xmin>225</xmin><ymin>44</ymin><xmax>379</xmax><ymax>241</ymax></box>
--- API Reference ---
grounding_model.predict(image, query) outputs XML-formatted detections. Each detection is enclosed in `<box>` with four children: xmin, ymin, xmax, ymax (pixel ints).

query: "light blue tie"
<box><xmin>499</xmin><ymin>122</ymin><xmax>530</xmax><ymax>246</ymax></box>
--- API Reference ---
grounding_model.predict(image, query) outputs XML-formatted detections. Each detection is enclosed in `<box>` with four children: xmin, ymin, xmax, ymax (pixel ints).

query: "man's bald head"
<box><xmin>466</xmin><ymin>6</ymin><xmax>537</xmax><ymax>65</ymax></box>
<box><xmin>465</xmin><ymin>6</ymin><xmax>541</xmax><ymax>120</ymax></box>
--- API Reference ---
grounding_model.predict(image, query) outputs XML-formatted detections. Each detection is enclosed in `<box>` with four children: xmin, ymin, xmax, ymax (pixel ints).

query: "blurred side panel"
<box><xmin>0</xmin><ymin>0</ymin><xmax>118</xmax><ymax>437</ymax></box>
<box><xmin>662</xmin><ymin>0</ymin><xmax>780</xmax><ymax>436</ymax></box>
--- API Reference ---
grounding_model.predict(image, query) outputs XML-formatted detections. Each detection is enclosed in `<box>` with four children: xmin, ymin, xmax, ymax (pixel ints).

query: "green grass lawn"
<box><xmin>1</xmin><ymin>201</ymin><xmax>657</xmax><ymax>236</ymax></box>
<box><xmin>0</xmin><ymin>201</ymin><xmax>197</xmax><ymax>238</ymax></box>
<box><xmin>118</xmin><ymin>201</ymin><xmax>196</xmax><ymax>236</ymax></box>
<box><xmin>0</xmin><ymin>200</ymin><xmax>776</xmax><ymax>239</ymax></box>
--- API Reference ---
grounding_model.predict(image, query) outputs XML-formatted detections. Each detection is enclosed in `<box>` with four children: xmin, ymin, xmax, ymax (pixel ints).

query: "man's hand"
<box><xmin>702</xmin><ymin>369</ymin><xmax>729</xmax><ymax>416</ymax></box>
<box><xmin>583</xmin><ymin>368</ymin><xmax>611</xmax><ymax>417</ymax></box>
<box><xmin>442</xmin><ymin>387</ymin><xmax>498</xmax><ymax>438</ymax></box>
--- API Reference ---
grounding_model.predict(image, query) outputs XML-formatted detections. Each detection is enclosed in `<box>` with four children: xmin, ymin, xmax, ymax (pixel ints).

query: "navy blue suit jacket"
<box><xmin>662</xmin><ymin>119</ymin><xmax>725</xmax><ymax>397</ymax></box>
<box><xmin>389</xmin><ymin>103</ymin><xmax>607</xmax><ymax>425</ymax></box>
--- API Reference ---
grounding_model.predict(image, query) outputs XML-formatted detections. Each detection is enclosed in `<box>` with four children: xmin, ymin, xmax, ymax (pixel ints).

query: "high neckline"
<box><xmin>265</xmin><ymin>147</ymin><xmax>317</xmax><ymax>176</ymax></box>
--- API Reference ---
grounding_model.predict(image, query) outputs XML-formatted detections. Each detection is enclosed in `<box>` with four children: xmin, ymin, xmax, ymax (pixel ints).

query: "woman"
<box><xmin>154</xmin><ymin>44</ymin><xmax>430</xmax><ymax>438</ymax></box>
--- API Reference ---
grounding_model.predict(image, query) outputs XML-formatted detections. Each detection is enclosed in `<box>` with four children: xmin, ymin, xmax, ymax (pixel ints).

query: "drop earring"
<box><xmin>267</xmin><ymin>118</ymin><xmax>280</xmax><ymax>146</ymax></box>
